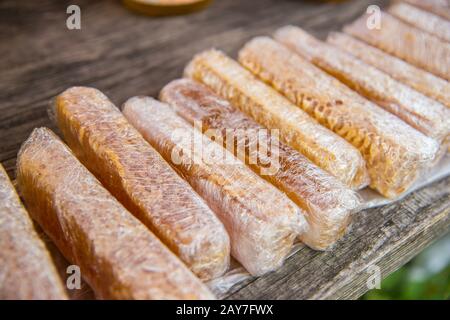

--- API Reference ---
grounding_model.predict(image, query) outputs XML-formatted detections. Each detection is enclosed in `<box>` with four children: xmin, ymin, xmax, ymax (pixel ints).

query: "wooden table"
<box><xmin>1</xmin><ymin>0</ymin><xmax>449</xmax><ymax>300</ymax></box>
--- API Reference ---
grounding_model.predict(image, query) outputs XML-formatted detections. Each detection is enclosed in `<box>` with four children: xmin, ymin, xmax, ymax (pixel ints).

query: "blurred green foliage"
<box><xmin>362</xmin><ymin>235</ymin><xmax>450</xmax><ymax>300</ymax></box>
<box><xmin>363</xmin><ymin>264</ymin><xmax>449</xmax><ymax>300</ymax></box>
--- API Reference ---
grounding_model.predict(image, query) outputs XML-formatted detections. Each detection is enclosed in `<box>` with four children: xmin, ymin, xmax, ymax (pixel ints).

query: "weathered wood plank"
<box><xmin>1</xmin><ymin>0</ymin><xmax>448</xmax><ymax>300</ymax></box>
<box><xmin>226</xmin><ymin>175</ymin><xmax>450</xmax><ymax>300</ymax></box>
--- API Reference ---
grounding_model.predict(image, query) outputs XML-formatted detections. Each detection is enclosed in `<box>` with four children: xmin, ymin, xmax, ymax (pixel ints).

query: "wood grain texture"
<box><xmin>225</xmin><ymin>175</ymin><xmax>450</xmax><ymax>300</ymax></box>
<box><xmin>1</xmin><ymin>0</ymin><xmax>448</xmax><ymax>300</ymax></box>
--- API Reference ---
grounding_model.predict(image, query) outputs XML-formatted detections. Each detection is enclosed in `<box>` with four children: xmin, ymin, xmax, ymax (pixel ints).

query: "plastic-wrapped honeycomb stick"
<box><xmin>274</xmin><ymin>27</ymin><xmax>450</xmax><ymax>146</ymax></box>
<box><xmin>327</xmin><ymin>32</ymin><xmax>450</xmax><ymax>110</ymax></box>
<box><xmin>239</xmin><ymin>36</ymin><xmax>439</xmax><ymax>198</ymax></box>
<box><xmin>160</xmin><ymin>78</ymin><xmax>362</xmax><ymax>250</ymax></box>
<box><xmin>184</xmin><ymin>49</ymin><xmax>369</xmax><ymax>191</ymax></box>
<box><xmin>0</xmin><ymin>164</ymin><xmax>67</xmax><ymax>300</ymax></box>
<box><xmin>123</xmin><ymin>96</ymin><xmax>307</xmax><ymax>275</ymax></box>
<box><xmin>16</xmin><ymin>128</ymin><xmax>215</xmax><ymax>300</ymax></box>
<box><xmin>402</xmin><ymin>0</ymin><xmax>450</xmax><ymax>21</ymax></box>
<box><xmin>344</xmin><ymin>12</ymin><xmax>450</xmax><ymax>81</ymax></box>
<box><xmin>52</xmin><ymin>87</ymin><xmax>230</xmax><ymax>281</ymax></box>
<box><xmin>389</xmin><ymin>2</ymin><xmax>450</xmax><ymax>43</ymax></box>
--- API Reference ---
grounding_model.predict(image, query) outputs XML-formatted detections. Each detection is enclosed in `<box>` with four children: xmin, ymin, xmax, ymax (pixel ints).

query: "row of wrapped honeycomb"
<box><xmin>2</xmin><ymin>2</ymin><xmax>449</xmax><ymax>299</ymax></box>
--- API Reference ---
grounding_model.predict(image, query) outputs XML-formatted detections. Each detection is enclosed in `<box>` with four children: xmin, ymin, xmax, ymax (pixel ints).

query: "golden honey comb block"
<box><xmin>16</xmin><ymin>128</ymin><xmax>215</xmax><ymax>300</ymax></box>
<box><xmin>401</xmin><ymin>0</ymin><xmax>450</xmax><ymax>21</ymax></box>
<box><xmin>184</xmin><ymin>49</ymin><xmax>369</xmax><ymax>191</ymax></box>
<box><xmin>239</xmin><ymin>36</ymin><xmax>439</xmax><ymax>199</ymax></box>
<box><xmin>389</xmin><ymin>2</ymin><xmax>450</xmax><ymax>42</ymax></box>
<box><xmin>344</xmin><ymin>12</ymin><xmax>450</xmax><ymax>81</ymax></box>
<box><xmin>0</xmin><ymin>164</ymin><xmax>67</xmax><ymax>300</ymax></box>
<box><xmin>123</xmin><ymin>96</ymin><xmax>307</xmax><ymax>276</ymax></box>
<box><xmin>52</xmin><ymin>87</ymin><xmax>230</xmax><ymax>281</ymax></box>
<box><xmin>275</xmin><ymin>26</ymin><xmax>450</xmax><ymax>145</ymax></box>
<box><xmin>160</xmin><ymin>78</ymin><xmax>362</xmax><ymax>250</ymax></box>
<box><xmin>327</xmin><ymin>32</ymin><xmax>450</xmax><ymax>110</ymax></box>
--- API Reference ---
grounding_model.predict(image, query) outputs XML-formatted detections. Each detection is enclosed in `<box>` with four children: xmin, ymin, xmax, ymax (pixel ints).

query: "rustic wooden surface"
<box><xmin>1</xmin><ymin>0</ymin><xmax>448</xmax><ymax>300</ymax></box>
<box><xmin>226</xmin><ymin>175</ymin><xmax>450</xmax><ymax>299</ymax></box>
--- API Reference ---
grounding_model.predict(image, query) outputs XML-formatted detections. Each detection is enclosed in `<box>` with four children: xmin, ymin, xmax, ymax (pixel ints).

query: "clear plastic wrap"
<box><xmin>16</xmin><ymin>128</ymin><xmax>215</xmax><ymax>300</ymax></box>
<box><xmin>0</xmin><ymin>164</ymin><xmax>67</xmax><ymax>300</ymax></box>
<box><xmin>238</xmin><ymin>36</ymin><xmax>439</xmax><ymax>198</ymax></box>
<box><xmin>327</xmin><ymin>32</ymin><xmax>450</xmax><ymax>110</ymax></box>
<box><xmin>402</xmin><ymin>0</ymin><xmax>450</xmax><ymax>21</ymax></box>
<box><xmin>52</xmin><ymin>87</ymin><xmax>230</xmax><ymax>281</ymax></box>
<box><xmin>343</xmin><ymin>12</ymin><xmax>450</xmax><ymax>81</ymax></box>
<box><xmin>184</xmin><ymin>49</ymin><xmax>369</xmax><ymax>191</ymax></box>
<box><xmin>389</xmin><ymin>2</ymin><xmax>450</xmax><ymax>42</ymax></box>
<box><xmin>159</xmin><ymin>78</ymin><xmax>362</xmax><ymax>250</ymax></box>
<box><xmin>208</xmin><ymin>153</ymin><xmax>450</xmax><ymax>298</ymax></box>
<box><xmin>274</xmin><ymin>26</ymin><xmax>450</xmax><ymax>146</ymax></box>
<box><xmin>122</xmin><ymin>96</ymin><xmax>307</xmax><ymax>276</ymax></box>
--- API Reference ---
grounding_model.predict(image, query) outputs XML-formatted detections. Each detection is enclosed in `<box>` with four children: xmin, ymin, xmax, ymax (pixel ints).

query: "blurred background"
<box><xmin>363</xmin><ymin>234</ymin><xmax>450</xmax><ymax>300</ymax></box>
